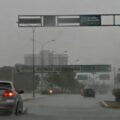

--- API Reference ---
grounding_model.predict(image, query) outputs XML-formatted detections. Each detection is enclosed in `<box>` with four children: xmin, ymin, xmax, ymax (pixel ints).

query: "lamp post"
<box><xmin>17</xmin><ymin>15</ymin><xmax>42</xmax><ymax>98</ymax></box>
<box><xmin>32</xmin><ymin>28</ymin><xmax>35</xmax><ymax>97</ymax></box>
<box><xmin>39</xmin><ymin>40</ymin><xmax>55</xmax><ymax>92</ymax></box>
<box><xmin>40</xmin><ymin>40</ymin><xmax>55</xmax><ymax>67</ymax></box>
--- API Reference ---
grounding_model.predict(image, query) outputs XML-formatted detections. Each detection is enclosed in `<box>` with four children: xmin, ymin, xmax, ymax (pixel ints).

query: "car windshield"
<box><xmin>0</xmin><ymin>0</ymin><xmax>120</xmax><ymax>119</ymax></box>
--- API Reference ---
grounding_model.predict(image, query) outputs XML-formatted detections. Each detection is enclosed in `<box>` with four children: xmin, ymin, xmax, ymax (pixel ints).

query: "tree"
<box><xmin>14</xmin><ymin>72</ymin><xmax>39</xmax><ymax>92</ymax></box>
<box><xmin>45</xmin><ymin>69</ymin><xmax>81</xmax><ymax>92</ymax></box>
<box><xmin>0</xmin><ymin>66</ymin><xmax>13</xmax><ymax>81</ymax></box>
<box><xmin>0</xmin><ymin>66</ymin><xmax>39</xmax><ymax>92</ymax></box>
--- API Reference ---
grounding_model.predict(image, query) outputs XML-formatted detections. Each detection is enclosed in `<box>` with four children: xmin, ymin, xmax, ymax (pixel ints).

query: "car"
<box><xmin>0</xmin><ymin>80</ymin><xmax>24</xmax><ymax>114</ymax></box>
<box><xmin>83</xmin><ymin>88</ymin><xmax>95</xmax><ymax>97</ymax></box>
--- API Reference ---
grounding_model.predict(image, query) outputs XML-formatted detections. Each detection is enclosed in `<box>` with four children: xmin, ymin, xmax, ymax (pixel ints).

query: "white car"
<box><xmin>0</xmin><ymin>80</ymin><xmax>24</xmax><ymax>114</ymax></box>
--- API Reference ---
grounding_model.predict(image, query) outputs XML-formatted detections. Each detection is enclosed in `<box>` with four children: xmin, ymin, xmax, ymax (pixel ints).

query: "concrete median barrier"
<box><xmin>100</xmin><ymin>101</ymin><xmax>120</xmax><ymax>109</ymax></box>
<box><xmin>21</xmin><ymin>93</ymin><xmax>41</xmax><ymax>101</ymax></box>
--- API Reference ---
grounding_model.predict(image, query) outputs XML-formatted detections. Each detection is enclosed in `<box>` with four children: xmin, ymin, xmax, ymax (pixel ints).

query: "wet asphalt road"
<box><xmin>0</xmin><ymin>94</ymin><xmax>120</xmax><ymax>120</ymax></box>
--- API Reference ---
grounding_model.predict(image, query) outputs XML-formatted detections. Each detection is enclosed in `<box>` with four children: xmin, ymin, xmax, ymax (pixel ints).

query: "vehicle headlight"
<box><xmin>49</xmin><ymin>90</ymin><xmax>53</xmax><ymax>94</ymax></box>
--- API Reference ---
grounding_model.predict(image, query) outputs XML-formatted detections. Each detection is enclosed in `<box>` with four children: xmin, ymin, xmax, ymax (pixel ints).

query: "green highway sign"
<box><xmin>15</xmin><ymin>64</ymin><xmax>111</xmax><ymax>73</ymax></box>
<box><xmin>80</xmin><ymin>65</ymin><xmax>111</xmax><ymax>72</ymax></box>
<box><xmin>18</xmin><ymin>14</ymin><xmax>120</xmax><ymax>27</ymax></box>
<box><xmin>99</xmin><ymin>74</ymin><xmax>110</xmax><ymax>80</ymax></box>
<box><xmin>80</xmin><ymin>15</ymin><xmax>101</xmax><ymax>26</ymax></box>
<box><xmin>77</xmin><ymin>75</ymin><xmax>88</xmax><ymax>80</ymax></box>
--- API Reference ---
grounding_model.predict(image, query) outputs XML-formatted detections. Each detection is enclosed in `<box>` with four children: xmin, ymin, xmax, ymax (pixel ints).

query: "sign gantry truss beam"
<box><xmin>18</xmin><ymin>14</ymin><xmax>120</xmax><ymax>27</ymax></box>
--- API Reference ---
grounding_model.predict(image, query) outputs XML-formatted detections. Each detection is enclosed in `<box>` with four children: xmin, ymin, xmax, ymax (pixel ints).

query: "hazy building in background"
<box><xmin>40</xmin><ymin>50</ymin><xmax>54</xmax><ymax>65</ymax></box>
<box><xmin>53</xmin><ymin>54</ymin><xmax>68</xmax><ymax>65</ymax></box>
<box><xmin>24</xmin><ymin>54</ymin><xmax>40</xmax><ymax>65</ymax></box>
<box><xmin>24</xmin><ymin>50</ymin><xmax>68</xmax><ymax>65</ymax></box>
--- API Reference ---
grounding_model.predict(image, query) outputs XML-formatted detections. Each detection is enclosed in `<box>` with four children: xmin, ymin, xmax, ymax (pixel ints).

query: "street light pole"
<box><xmin>17</xmin><ymin>16</ymin><xmax>41</xmax><ymax>97</ymax></box>
<box><xmin>40</xmin><ymin>44</ymin><xmax>44</xmax><ymax>93</ymax></box>
<box><xmin>40</xmin><ymin>40</ymin><xmax>55</xmax><ymax>93</ymax></box>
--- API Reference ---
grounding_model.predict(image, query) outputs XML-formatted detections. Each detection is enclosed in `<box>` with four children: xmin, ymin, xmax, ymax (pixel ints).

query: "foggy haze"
<box><xmin>0</xmin><ymin>0</ymin><xmax>120</xmax><ymax>67</ymax></box>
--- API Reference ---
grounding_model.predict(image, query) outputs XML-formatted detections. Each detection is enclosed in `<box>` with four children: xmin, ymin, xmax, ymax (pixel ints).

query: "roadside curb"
<box><xmin>22</xmin><ymin>94</ymin><xmax>42</xmax><ymax>102</ymax></box>
<box><xmin>100</xmin><ymin>101</ymin><xmax>108</xmax><ymax>108</ymax></box>
<box><xmin>23</xmin><ymin>98</ymin><xmax>35</xmax><ymax>102</ymax></box>
<box><xmin>100</xmin><ymin>101</ymin><xmax>120</xmax><ymax>109</ymax></box>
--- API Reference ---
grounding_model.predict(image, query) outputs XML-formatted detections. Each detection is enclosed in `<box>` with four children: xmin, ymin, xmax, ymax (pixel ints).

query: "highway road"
<box><xmin>0</xmin><ymin>93</ymin><xmax>120</xmax><ymax>120</ymax></box>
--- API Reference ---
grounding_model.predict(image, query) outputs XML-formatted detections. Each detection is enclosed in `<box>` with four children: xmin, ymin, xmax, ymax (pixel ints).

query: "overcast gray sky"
<box><xmin>0</xmin><ymin>0</ymin><xmax>120</xmax><ymax>67</ymax></box>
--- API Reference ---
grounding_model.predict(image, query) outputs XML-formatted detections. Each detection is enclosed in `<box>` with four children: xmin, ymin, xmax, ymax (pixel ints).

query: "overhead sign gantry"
<box><xmin>17</xmin><ymin>14</ymin><xmax>119</xmax><ymax>96</ymax></box>
<box><xmin>18</xmin><ymin>14</ymin><xmax>120</xmax><ymax>27</ymax></box>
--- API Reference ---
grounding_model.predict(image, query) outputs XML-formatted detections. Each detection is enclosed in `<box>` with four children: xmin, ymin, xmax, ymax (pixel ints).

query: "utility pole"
<box><xmin>32</xmin><ymin>27</ymin><xmax>35</xmax><ymax>97</ymax></box>
<box><xmin>40</xmin><ymin>44</ymin><xmax>44</xmax><ymax>93</ymax></box>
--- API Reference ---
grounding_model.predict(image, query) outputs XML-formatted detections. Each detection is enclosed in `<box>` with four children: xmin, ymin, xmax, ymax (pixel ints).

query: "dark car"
<box><xmin>0</xmin><ymin>80</ymin><xmax>24</xmax><ymax>114</ymax></box>
<box><xmin>83</xmin><ymin>88</ymin><xmax>95</xmax><ymax>97</ymax></box>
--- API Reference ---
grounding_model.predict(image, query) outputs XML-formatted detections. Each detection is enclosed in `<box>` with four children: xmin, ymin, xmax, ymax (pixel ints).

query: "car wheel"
<box><xmin>15</xmin><ymin>102</ymin><xmax>23</xmax><ymax>115</ymax></box>
<box><xmin>15</xmin><ymin>103</ymin><xmax>19</xmax><ymax>115</ymax></box>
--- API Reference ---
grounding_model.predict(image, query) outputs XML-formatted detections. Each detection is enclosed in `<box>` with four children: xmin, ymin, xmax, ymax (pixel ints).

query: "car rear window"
<box><xmin>0</xmin><ymin>83</ymin><xmax>11</xmax><ymax>89</ymax></box>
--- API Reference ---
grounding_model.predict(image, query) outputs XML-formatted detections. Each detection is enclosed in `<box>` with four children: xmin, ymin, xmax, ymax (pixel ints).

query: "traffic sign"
<box><xmin>15</xmin><ymin>64</ymin><xmax>111</xmax><ymax>73</ymax></box>
<box><xmin>18</xmin><ymin>14</ymin><xmax>120</xmax><ymax>27</ymax></box>
<box><xmin>77</xmin><ymin>75</ymin><xmax>88</xmax><ymax>80</ymax></box>
<box><xmin>80</xmin><ymin>65</ymin><xmax>111</xmax><ymax>72</ymax></box>
<box><xmin>18</xmin><ymin>15</ymin><xmax>42</xmax><ymax>27</ymax></box>
<box><xmin>80</xmin><ymin>15</ymin><xmax>101</xmax><ymax>26</ymax></box>
<box><xmin>99</xmin><ymin>74</ymin><xmax>110</xmax><ymax>80</ymax></box>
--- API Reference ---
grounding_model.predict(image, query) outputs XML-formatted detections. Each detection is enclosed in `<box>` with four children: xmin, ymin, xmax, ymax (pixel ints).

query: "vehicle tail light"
<box><xmin>3</xmin><ymin>90</ymin><xmax>16</xmax><ymax>97</ymax></box>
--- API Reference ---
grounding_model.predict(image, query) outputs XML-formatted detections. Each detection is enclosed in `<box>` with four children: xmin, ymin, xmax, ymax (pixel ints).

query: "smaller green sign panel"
<box><xmin>99</xmin><ymin>74</ymin><xmax>110</xmax><ymax>80</ymax></box>
<box><xmin>80</xmin><ymin>15</ymin><xmax>101</xmax><ymax>26</ymax></box>
<box><xmin>78</xmin><ymin>75</ymin><xmax>88</xmax><ymax>80</ymax></box>
<box><xmin>80</xmin><ymin>65</ymin><xmax>111</xmax><ymax>72</ymax></box>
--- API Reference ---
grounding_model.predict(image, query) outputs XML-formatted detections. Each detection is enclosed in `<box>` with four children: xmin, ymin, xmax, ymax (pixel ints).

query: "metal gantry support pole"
<box><xmin>40</xmin><ymin>44</ymin><xmax>44</xmax><ymax>93</ymax></box>
<box><xmin>32</xmin><ymin>27</ymin><xmax>35</xmax><ymax>97</ymax></box>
